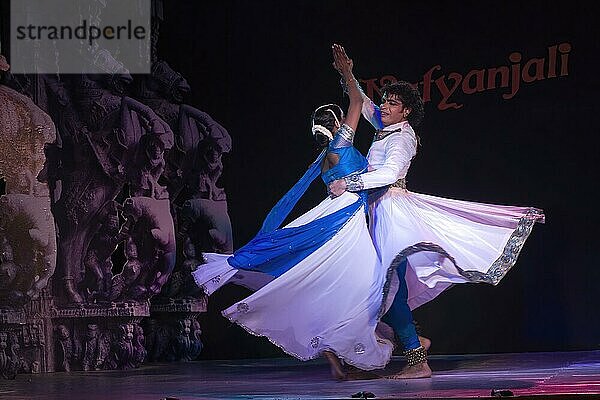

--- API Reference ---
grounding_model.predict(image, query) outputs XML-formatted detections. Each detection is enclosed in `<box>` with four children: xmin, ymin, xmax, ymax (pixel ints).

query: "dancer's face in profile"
<box><xmin>380</xmin><ymin>94</ymin><xmax>410</xmax><ymax>126</ymax></box>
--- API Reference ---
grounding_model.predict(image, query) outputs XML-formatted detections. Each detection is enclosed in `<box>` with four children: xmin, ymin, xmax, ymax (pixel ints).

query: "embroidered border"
<box><xmin>377</xmin><ymin>242</ymin><xmax>458</xmax><ymax>318</ymax></box>
<box><xmin>391</xmin><ymin>178</ymin><xmax>407</xmax><ymax>190</ymax></box>
<box><xmin>377</xmin><ymin>207</ymin><xmax>545</xmax><ymax>318</ymax></box>
<box><xmin>460</xmin><ymin>208</ymin><xmax>545</xmax><ymax>285</ymax></box>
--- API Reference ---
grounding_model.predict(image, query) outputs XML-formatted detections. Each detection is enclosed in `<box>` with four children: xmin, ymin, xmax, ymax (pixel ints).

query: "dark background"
<box><xmin>2</xmin><ymin>1</ymin><xmax>598</xmax><ymax>358</ymax></box>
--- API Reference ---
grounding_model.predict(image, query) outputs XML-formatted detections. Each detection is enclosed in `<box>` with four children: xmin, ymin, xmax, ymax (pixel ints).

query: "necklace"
<box><xmin>373</xmin><ymin>128</ymin><xmax>403</xmax><ymax>142</ymax></box>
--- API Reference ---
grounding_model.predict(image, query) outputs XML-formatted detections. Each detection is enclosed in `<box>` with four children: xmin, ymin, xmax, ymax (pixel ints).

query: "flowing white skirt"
<box><xmin>370</xmin><ymin>187</ymin><xmax>545</xmax><ymax>312</ymax></box>
<box><xmin>192</xmin><ymin>191</ymin><xmax>394</xmax><ymax>370</ymax></box>
<box><xmin>193</xmin><ymin>187</ymin><xmax>544</xmax><ymax>367</ymax></box>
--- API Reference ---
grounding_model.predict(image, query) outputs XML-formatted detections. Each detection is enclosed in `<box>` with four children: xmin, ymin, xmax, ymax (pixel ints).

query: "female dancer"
<box><xmin>192</xmin><ymin>46</ymin><xmax>394</xmax><ymax>375</ymax></box>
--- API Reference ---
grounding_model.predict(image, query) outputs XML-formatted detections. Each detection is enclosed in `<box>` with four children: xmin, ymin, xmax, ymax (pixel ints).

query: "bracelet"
<box><xmin>339</xmin><ymin>77</ymin><xmax>349</xmax><ymax>94</ymax></box>
<box><xmin>344</xmin><ymin>174</ymin><xmax>364</xmax><ymax>192</ymax></box>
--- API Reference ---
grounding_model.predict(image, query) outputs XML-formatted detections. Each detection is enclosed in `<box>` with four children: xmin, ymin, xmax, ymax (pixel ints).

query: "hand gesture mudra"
<box><xmin>332</xmin><ymin>44</ymin><xmax>353</xmax><ymax>77</ymax></box>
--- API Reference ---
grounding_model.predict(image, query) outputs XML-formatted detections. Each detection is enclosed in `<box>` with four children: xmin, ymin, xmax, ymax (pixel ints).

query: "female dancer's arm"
<box><xmin>335</xmin><ymin>47</ymin><xmax>383</xmax><ymax>131</ymax></box>
<box><xmin>332</xmin><ymin>44</ymin><xmax>363</xmax><ymax>133</ymax></box>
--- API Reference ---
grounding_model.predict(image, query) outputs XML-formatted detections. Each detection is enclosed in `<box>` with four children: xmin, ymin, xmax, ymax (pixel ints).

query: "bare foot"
<box><xmin>344</xmin><ymin>365</ymin><xmax>381</xmax><ymax>380</ymax></box>
<box><xmin>323</xmin><ymin>351</ymin><xmax>346</xmax><ymax>380</ymax></box>
<box><xmin>386</xmin><ymin>361</ymin><xmax>432</xmax><ymax>379</ymax></box>
<box><xmin>418</xmin><ymin>335</ymin><xmax>431</xmax><ymax>351</ymax></box>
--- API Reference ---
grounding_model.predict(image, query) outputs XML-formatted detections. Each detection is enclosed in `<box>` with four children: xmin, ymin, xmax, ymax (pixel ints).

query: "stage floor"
<box><xmin>2</xmin><ymin>351</ymin><xmax>600</xmax><ymax>399</ymax></box>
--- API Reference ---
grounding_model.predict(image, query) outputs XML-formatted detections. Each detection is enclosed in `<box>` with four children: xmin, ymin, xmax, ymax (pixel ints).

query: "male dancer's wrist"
<box><xmin>344</xmin><ymin>174</ymin><xmax>364</xmax><ymax>192</ymax></box>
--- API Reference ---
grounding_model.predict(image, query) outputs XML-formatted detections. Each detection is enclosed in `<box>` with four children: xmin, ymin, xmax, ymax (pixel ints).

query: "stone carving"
<box><xmin>143</xmin><ymin>318</ymin><xmax>170</xmax><ymax>362</ymax></box>
<box><xmin>162</xmin><ymin>237</ymin><xmax>204</xmax><ymax>299</ymax></box>
<box><xmin>137</xmin><ymin>59</ymin><xmax>233</xmax><ymax>255</ymax></box>
<box><xmin>55</xmin><ymin>324</ymin><xmax>79</xmax><ymax>372</ymax></box>
<box><xmin>168</xmin><ymin>317</ymin><xmax>203</xmax><ymax>362</ymax></box>
<box><xmin>141</xmin><ymin>314</ymin><xmax>203</xmax><ymax>362</ymax></box>
<box><xmin>112</xmin><ymin>323</ymin><xmax>136</xmax><ymax>369</ymax></box>
<box><xmin>133</xmin><ymin>323</ymin><xmax>147</xmax><ymax>366</ymax></box>
<box><xmin>111</xmin><ymin>196</ymin><xmax>176</xmax><ymax>301</ymax></box>
<box><xmin>0</xmin><ymin>196</ymin><xmax>56</xmax><ymax>306</ymax></box>
<box><xmin>0</xmin><ymin>57</ymin><xmax>57</xmax><ymax>305</ymax></box>
<box><xmin>43</xmin><ymin>67</ymin><xmax>174</xmax><ymax>304</ymax></box>
<box><xmin>110</xmin><ymin>238</ymin><xmax>143</xmax><ymax>301</ymax></box>
<box><xmin>106</xmin><ymin>321</ymin><xmax>146</xmax><ymax>370</ymax></box>
<box><xmin>53</xmin><ymin>320</ymin><xmax>146</xmax><ymax>372</ymax></box>
<box><xmin>81</xmin><ymin>324</ymin><xmax>109</xmax><ymax>371</ymax></box>
<box><xmin>0</xmin><ymin>57</ymin><xmax>58</xmax><ymax>378</ymax></box>
<box><xmin>81</xmin><ymin>202</ymin><xmax>128</xmax><ymax>302</ymax></box>
<box><xmin>0</xmin><ymin>4</ymin><xmax>235</xmax><ymax>369</ymax></box>
<box><xmin>0</xmin><ymin>331</ymin><xmax>19</xmax><ymax>379</ymax></box>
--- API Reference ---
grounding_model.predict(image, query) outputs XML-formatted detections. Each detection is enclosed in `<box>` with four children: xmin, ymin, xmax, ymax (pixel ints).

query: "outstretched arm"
<box><xmin>335</xmin><ymin>51</ymin><xmax>383</xmax><ymax>130</ymax></box>
<box><xmin>332</xmin><ymin>44</ymin><xmax>363</xmax><ymax>133</ymax></box>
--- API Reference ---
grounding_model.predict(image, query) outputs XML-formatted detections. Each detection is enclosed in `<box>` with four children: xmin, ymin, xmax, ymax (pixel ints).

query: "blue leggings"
<box><xmin>381</xmin><ymin>259</ymin><xmax>421</xmax><ymax>351</ymax></box>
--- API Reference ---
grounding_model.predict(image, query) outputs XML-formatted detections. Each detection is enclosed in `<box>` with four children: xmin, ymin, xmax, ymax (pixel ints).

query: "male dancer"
<box><xmin>329</xmin><ymin>44</ymin><xmax>431</xmax><ymax>379</ymax></box>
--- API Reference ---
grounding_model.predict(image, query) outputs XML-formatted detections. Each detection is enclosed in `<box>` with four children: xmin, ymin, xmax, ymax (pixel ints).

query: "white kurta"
<box><xmin>354</xmin><ymin>106</ymin><xmax>544</xmax><ymax>311</ymax></box>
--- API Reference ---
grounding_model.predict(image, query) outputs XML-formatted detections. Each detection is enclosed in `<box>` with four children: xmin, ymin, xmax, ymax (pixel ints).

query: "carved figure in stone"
<box><xmin>81</xmin><ymin>202</ymin><xmax>128</xmax><ymax>302</ymax></box>
<box><xmin>117</xmin><ymin>197</ymin><xmax>176</xmax><ymax>299</ymax></box>
<box><xmin>136</xmin><ymin>60</ymin><xmax>190</xmax><ymax>130</ymax></box>
<box><xmin>43</xmin><ymin>73</ymin><xmax>125</xmax><ymax>304</ymax></box>
<box><xmin>177</xmin><ymin>117</ymin><xmax>233</xmax><ymax>253</ymax></box>
<box><xmin>42</xmin><ymin>67</ymin><xmax>173</xmax><ymax>303</ymax></box>
<box><xmin>82</xmin><ymin>324</ymin><xmax>108</xmax><ymax>371</ymax></box>
<box><xmin>0</xmin><ymin>57</ymin><xmax>58</xmax><ymax>304</ymax></box>
<box><xmin>189</xmin><ymin>319</ymin><xmax>203</xmax><ymax>359</ymax></box>
<box><xmin>0</xmin><ymin>332</ymin><xmax>9</xmax><ymax>370</ymax></box>
<box><xmin>132</xmin><ymin>323</ymin><xmax>146</xmax><ymax>366</ymax></box>
<box><xmin>179</xmin><ymin>196</ymin><xmax>233</xmax><ymax>254</ymax></box>
<box><xmin>136</xmin><ymin>59</ymin><xmax>232</xmax><ymax>253</ymax></box>
<box><xmin>111</xmin><ymin>323</ymin><xmax>135</xmax><ymax>370</ymax></box>
<box><xmin>8</xmin><ymin>332</ymin><xmax>29</xmax><ymax>374</ymax></box>
<box><xmin>0</xmin><ymin>195</ymin><xmax>57</xmax><ymax>305</ymax></box>
<box><xmin>55</xmin><ymin>324</ymin><xmax>79</xmax><ymax>372</ymax></box>
<box><xmin>191</xmin><ymin>128</ymin><xmax>231</xmax><ymax>202</ymax></box>
<box><xmin>170</xmin><ymin>318</ymin><xmax>191</xmax><ymax>361</ymax></box>
<box><xmin>168</xmin><ymin>317</ymin><xmax>202</xmax><ymax>361</ymax></box>
<box><xmin>162</xmin><ymin>237</ymin><xmax>203</xmax><ymax>298</ymax></box>
<box><xmin>110</xmin><ymin>238</ymin><xmax>144</xmax><ymax>301</ymax></box>
<box><xmin>30</xmin><ymin>360</ymin><xmax>40</xmax><ymax>374</ymax></box>
<box><xmin>130</xmin><ymin>131</ymin><xmax>169</xmax><ymax>200</ymax></box>
<box><xmin>142</xmin><ymin>318</ymin><xmax>169</xmax><ymax>362</ymax></box>
<box><xmin>0</xmin><ymin>57</ymin><xmax>56</xmax><ymax>197</ymax></box>
<box><xmin>0</xmin><ymin>238</ymin><xmax>19</xmax><ymax>300</ymax></box>
<box><xmin>0</xmin><ymin>331</ymin><xmax>18</xmax><ymax>379</ymax></box>
<box><xmin>71</xmin><ymin>71</ymin><xmax>133</xmax><ymax>133</ymax></box>
<box><xmin>22</xmin><ymin>322</ymin><xmax>43</xmax><ymax>350</ymax></box>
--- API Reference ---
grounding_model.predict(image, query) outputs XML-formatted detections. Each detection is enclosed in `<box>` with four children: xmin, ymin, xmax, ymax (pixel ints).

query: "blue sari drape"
<box><xmin>227</xmin><ymin>146</ymin><xmax>368</xmax><ymax>278</ymax></box>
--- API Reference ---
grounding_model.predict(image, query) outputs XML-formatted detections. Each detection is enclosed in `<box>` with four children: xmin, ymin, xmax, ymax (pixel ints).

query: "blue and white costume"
<box><xmin>192</xmin><ymin>124</ymin><xmax>394</xmax><ymax>370</ymax></box>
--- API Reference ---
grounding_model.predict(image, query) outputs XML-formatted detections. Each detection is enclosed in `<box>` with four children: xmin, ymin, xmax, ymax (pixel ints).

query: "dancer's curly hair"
<box><xmin>382</xmin><ymin>81</ymin><xmax>424</xmax><ymax>127</ymax></box>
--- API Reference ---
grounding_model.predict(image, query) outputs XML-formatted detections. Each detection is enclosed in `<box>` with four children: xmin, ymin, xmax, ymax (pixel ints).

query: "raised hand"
<box><xmin>332</xmin><ymin>44</ymin><xmax>353</xmax><ymax>77</ymax></box>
